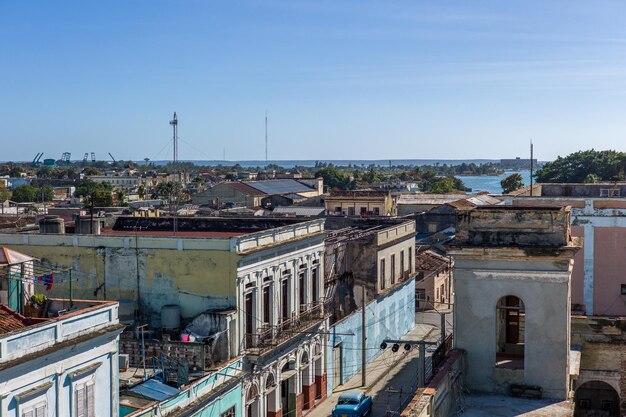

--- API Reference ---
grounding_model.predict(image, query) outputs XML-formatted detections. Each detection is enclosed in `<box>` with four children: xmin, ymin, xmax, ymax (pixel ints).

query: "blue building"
<box><xmin>326</xmin><ymin>278</ymin><xmax>416</xmax><ymax>394</ymax></box>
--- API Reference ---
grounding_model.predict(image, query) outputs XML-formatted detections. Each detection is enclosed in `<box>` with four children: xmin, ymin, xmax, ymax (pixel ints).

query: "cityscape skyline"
<box><xmin>2</xmin><ymin>1</ymin><xmax>626</xmax><ymax>161</ymax></box>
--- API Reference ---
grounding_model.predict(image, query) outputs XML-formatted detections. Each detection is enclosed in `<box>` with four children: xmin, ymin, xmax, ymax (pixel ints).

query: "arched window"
<box><xmin>265</xmin><ymin>372</ymin><xmax>276</xmax><ymax>389</ymax></box>
<box><xmin>495</xmin><ymin>295</ymin><xmax>525</xmax><ymax>369</ymax></box>
<box><xmin>301</xmin><ymin>350</ymin><xmax>309</xmax><ymax>365</ymax></box>
<box><xmin>246</xmin><ymin>384</ymin><xmax>259</xmax><ymax>404</ymax></box>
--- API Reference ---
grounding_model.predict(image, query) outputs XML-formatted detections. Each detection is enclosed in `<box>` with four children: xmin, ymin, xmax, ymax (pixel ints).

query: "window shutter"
<box><xmin>35</xmin><ymin>405</ymin><xmax>47</xmax><ymax>417</ymax></box>
<box><xmin>76</xmin><ymin>386</ymin><xmax>85</xmax><ymax>417</ymax></box>
<box><xmin>87</xmin><ymin>384</ymin><xmax>95</xmax><ymax>417</ymax></box>
<box><xmin>22</xmin><ymin>411</ymin><xmax>34</xmax><ymax>417</ymax></box>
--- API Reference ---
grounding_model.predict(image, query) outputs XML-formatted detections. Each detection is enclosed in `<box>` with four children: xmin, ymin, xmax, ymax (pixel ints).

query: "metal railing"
<box><xmin>245</xmin><ymin>301</ymin><xmax>326</xmax><ymax>354</ymax></box>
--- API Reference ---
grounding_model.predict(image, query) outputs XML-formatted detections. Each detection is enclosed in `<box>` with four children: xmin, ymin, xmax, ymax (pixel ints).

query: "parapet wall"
<box><xmin>454</xmin><ymin>206</ymin><xmax>571</xmax><ymax>247</ymax></box>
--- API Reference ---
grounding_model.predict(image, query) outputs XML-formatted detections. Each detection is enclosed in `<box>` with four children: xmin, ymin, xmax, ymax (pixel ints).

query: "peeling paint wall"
<box><xmin>2</xmin><ymin>237</ymin><xmax>240</xmax><ymax>324</ymax></box>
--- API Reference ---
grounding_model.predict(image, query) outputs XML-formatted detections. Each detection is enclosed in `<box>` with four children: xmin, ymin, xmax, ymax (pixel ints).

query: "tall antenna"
<box><xmin>170</xmin><ymin>112</ymin><xmax>178</xmax><ymax>165</ymax></box>
<box><xmin>530</xmin><ymin>139</ymin><xmax>534</xmax><ymax>197</ymax></box>
<box><xmin>223</xmin><ymin>146</ymin><xmax>226</xmax><ymax>161</ymax></box>
<box><xmin>265</xmin><ymin>110</ymin><xmax>268</xmax><ymax>163</ymax></box>
<box><xmin>169</xmin><ymin>112</ymin><xmax>179</xmax><ymax>234</ymax></box>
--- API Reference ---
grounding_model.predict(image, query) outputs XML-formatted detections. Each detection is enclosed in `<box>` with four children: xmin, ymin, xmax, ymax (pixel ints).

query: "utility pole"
<box><xmin>361</xmin><ymin>285</ymin><xmax>367</xmax><ymax>387</ymax></box>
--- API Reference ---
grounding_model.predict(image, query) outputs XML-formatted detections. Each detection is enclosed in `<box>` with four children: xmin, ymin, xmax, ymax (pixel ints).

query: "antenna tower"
<box><xmin>265</xmin><ymin>110</ymin><xmax>268</xmax><ymax>163</ymax></box>
<box><xmin>530</xmin><ymin>139</ymin><xmax>534</xmax><ymax>197</ymax></box>
<box><xmin>169</xmin><ymin>112</ymin><xmax>179</xmax><ymax>234</ymax></box>
<box><xmin>170</xmin><ymin>112</ymin><xmax>178</xmax><ymax>165</ymax></box>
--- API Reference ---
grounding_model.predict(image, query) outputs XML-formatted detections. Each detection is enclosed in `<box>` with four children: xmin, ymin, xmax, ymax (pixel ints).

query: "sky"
<box><xmin>2</xmin><ymin>1</ymin><xmax>626</xmax><ymax>162</ymax></box>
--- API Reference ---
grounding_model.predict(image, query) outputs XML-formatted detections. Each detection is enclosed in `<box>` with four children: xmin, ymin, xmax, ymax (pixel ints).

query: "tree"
<box><xmin>429</xmin><ymin>177</ymin><xmax>469</xmax><ymax>193</ymax></box>
<box><xmin>115</xmin><ymin>189</ymin><xmax>127</xmax><ymax>206</ymax></box>
<box><xmin>138</xmin><ymin>185</ymin><xmax>147</xmax><ymax>200</ymax></box>
<box><xmin>37</xmin><ymin>184</ymin><xmax>55</xmax><ymax>202</ymax></box>
<box><xmin>314</xmin><ymin>167</ymin><xmax>353</xmax><ymax>190</ymax></box>
<box><xmin>536</xmin><ymin>149</ymin><xmax>626</xmax><ymax>183</ymax></box>
<box><xmin>75</xmin><ymin>179</ymin><xmax>113</xmax><ymax>207</ymax></box>
<box><xmin>0</xmin><ymin>183</ymin><xmax>9</xmax><ymax>201</ymax></box>
<box><xmin>11</xmin><ymin>185</ymin><xmax>36</xmax><ymax>202</ymax></box>
<box><xmin>501</xmin><ymin>173</ymin><xmax>524</xmax><ymax>194</ymax></box>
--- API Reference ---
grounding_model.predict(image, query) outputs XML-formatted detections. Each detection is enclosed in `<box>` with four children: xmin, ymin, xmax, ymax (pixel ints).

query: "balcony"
<box><xmin>245</xmin><ymin>301</ymin><xmax>327</xmax><ymax>356</ymax></box>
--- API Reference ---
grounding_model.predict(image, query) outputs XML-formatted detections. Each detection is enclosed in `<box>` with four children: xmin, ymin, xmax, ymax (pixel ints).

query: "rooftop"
<box><xmin>246</xmin><ymin>179</ymin><xmax>316</xmax><ymax>195</ymax></box>
<box><xmin>457</xmin><ymin>394</ymin><xmax>573</xmax><ymax>417</ymax></box>
<box><xmin>327</xmin><ymin>190</ymin><xmax>390</xmax><ymax>198</ymax></box>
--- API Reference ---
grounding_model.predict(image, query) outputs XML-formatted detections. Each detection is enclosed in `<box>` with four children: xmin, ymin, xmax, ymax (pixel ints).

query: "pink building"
<box><xmin>506</xmin><ymin>183</ymin><xmax>626</xmax><ymax>316</ymax></box>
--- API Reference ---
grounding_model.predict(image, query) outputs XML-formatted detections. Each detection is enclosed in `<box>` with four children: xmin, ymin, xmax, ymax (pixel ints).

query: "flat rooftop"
<box><xmin>458</xmin><ymin>394</ymin><xmax>573</xmax><ymax>417</ymax></box>
<box><xmin>110</xmin><ymin>216</ymin><xmax>313</xmax><ymax>238</ymax></box>
<box><xmin>100</xmin><ymin>227</ymin><xmax>244</xmax><ymax>238</ymax></box>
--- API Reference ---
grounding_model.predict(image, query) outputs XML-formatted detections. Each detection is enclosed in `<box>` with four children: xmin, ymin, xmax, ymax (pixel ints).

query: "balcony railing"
<box><xmin>245</xmin><ymin>301</ymin><xmax>327</xmax><ymax>355</ymax></box>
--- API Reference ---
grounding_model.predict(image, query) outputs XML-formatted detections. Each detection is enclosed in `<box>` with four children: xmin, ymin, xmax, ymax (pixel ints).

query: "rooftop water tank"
<box><xmin>161</xmin><ymin>304</ymin><xmax>181</xmax><ymax>329</ymax></box>
<box><xmin>39</xmin><ymin>215</ymin><xmax>65</xmax><ymax>234</ymax></box>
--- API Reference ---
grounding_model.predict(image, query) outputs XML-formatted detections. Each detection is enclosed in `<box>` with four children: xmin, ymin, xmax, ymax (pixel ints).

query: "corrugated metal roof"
<box><xmin>272</xmin><ymin>206</ymin><xmax>325</xmax><ymax>216</ymax></box>
<box><xmin>226</xmin><ymin>182</ymin><xmax>267</xmax><ymax>196</ymax></box>
<box><xmin>128</xmin><ymin>379</ymin><xmax>181</xmax><ymax>401</ymax></box>
<box><xmin>246</xmin><ymin>179</ymin><xmax>314</xmax><ymax>195</ymax></box>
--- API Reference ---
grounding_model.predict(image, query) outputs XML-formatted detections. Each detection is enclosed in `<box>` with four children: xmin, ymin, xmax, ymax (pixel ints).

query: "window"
<box><xmin>440</xmin><ymin>284</ymin><xmax>445</xmax><ymax>301</ymax></box>
<box><xmin>21</xmin><ymin>403</ymin><xmax>47</xmax><ymax>417</ymax></box>
<box><xmin>380</xmin><ymin>259</ymin><xmax>386</xmax><ymax>290</ymax></box>
<box><xmin>373</xmin><ymin>207</ymin><xmax>380</xmax><ymax>215</ymax></box>
<box><xmin>299</xmin><ymin>272</ymin><xmax>306</xmax><ymax>311</ymax></box>
<box><xmin>312</xmin><ymin>268</ymin><xmax>318</xmax><ymax>303</ymax></box>
<box><xmin>360</xmin><ymin>207</ymin><xmax>367</xmax><ymax>215</ymax></box>
<box><xmin>263</xmin><ymin>286</ymin><xmax>271</xmax><ymax>324</ymax></box>
<box><xmin>408</xmin><ymin>250</ymin><xmax>412</xmax><ymax>273</ymax></box>
<box><xmin>621</xmin><ymin>284</ymin><xmax>626</xmax><ymax>295</ymax></box>
<box><xmin>416</xmin><ymin>289</ymin><xmax>426</xmax><ymax>300</ymax></box>
<box><xmin>390</xmin><ymin>254</ymin><xmax>396</xmax><ymax>284</ymax></box>
<box><xmin>400</xmin><ymin>250</ymin><xmax>405</xmax><ymax>277</ymax></box>
<box><xmin>496</xmin><ymin>296</ymin><xmax>525</xmax><ymax>369</ymax></box>
<box><xmin>221</xmin><ymin>406</ymin><xmax>236</xmax><ymax>417</ymax></box>
<box><xmin>75</xmin><ymin>381</ymin><xmax>95</xmax><ymax>417</ymax></box>
<box><xmin>348</xmin><ymin>207</ymin><xmax>355</xmax><ymax>216</ymax></box>
<box><xmin>335</xmin><ymin>206</ymin><xmax>341</xmax><ymax>213</ymax></box>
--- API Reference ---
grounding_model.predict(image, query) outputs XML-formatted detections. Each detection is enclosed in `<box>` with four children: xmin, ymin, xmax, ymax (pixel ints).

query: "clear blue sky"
<box><xmin>2</xmin><ymin>1</ymin><xmax>626</xmax><ymax>162</ymax></box>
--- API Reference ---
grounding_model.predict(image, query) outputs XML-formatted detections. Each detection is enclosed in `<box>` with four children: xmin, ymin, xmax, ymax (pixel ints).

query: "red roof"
<box><xmin>0</xmin><ymin>305</ymin><xmax>28</xmax><ymax>335</ymax></box>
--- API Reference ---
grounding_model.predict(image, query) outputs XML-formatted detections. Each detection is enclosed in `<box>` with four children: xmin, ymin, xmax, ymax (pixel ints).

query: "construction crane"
<box><xmin>61</xmin><ymin>152</ymin><xmax>71</xmax><ymax>164</ymax></box>
<box><xmin>83</xmin><ymin>153</ymin><xmax>89</xmax><ymax>163</ymax></box>
<box><xmin>108</xmin><ymin>152</ymin><xmax>116</xmax><ymax>163</ymax></box>
<box><xmin>91</xmin><ymin>152</ymin><xmax>96</xmax><ymax>163</ymax></box>
<box><xmin>32</xmin><ymin>153</ymin><xmax>44</xmax><ymax>166</ymax></box>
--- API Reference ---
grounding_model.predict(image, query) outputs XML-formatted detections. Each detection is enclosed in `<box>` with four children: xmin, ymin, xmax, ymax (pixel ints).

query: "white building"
<box><xmin>0</xmin><ymin>298</ymin><xmax>123</xmax><ymax>417</ymax></box>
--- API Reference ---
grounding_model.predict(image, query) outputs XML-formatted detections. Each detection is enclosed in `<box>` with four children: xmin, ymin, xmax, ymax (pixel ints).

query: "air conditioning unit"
<box><xmin>119</xmin><ymin>354</ymin><xmax>130</xmax><ymax>371</ymax></box>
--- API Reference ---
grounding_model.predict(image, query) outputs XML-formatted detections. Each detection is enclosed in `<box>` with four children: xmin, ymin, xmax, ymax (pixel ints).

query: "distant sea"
<box><xmin>457</xmin><ymin>170</ymin><xmax>532</xmax><ymax>194</ymax></box>
<box><xmin>149</xmin><ymin>159</ymin><xmax>498</xmax><ymax>168</ymax></box>
<box><xmin>146</xmin><ymin>159</ymin><xmax>530</xmax><ymax>194</ymax></box>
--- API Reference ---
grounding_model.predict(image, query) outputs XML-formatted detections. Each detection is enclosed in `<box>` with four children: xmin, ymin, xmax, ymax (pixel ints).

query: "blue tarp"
<box><xmin>128</xmin><ymin>379</ymin><xmax>181</xmax><ymax>401</ymax></box>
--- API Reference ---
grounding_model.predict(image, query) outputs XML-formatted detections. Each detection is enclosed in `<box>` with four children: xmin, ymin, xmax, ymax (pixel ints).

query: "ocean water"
<box><xmin>457</xmin><ymin>170</ymin><xmax>531</xmax><ymax>194</ymax></box>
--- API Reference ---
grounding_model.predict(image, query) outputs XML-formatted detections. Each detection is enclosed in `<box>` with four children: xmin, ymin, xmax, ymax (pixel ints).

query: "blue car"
<box><xmin>332</xmin><ymin>391</ymin><xmax>373</xmax><ymax>417</ymax></box>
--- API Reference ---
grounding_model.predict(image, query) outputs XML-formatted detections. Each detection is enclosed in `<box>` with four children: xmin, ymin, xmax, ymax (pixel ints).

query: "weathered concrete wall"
<box><xmin>400</xmin><ymin>351</ymin><xmax>465</xmax><ymax>417</ymax></box>
<box><xmin>451</xmin><ymin>251</ymin><xmax>574</xmax><ymax>399</ymax></box>
<box><xmin>455</xmin><ymin>206</ymin><xmax>570</xmax><ymax>247</ymax></box>
<box><xmin>1</xmin><ymin>236</ymin><xmax>240</xmax><ymax>324</ymax></box>
<box><xmin>571</xmin><ymin>316</ymin><xmax>626</xmax><ymax>413</ymax></box>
